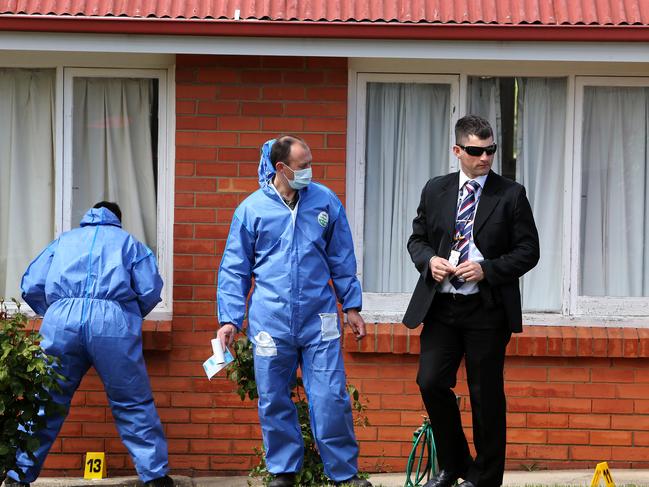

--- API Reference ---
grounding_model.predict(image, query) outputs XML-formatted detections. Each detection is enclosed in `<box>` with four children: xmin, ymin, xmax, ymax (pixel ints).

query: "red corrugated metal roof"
<box><xmin>1</xmin><ymin>0</ymin><xmax>648</xmax><ymax>25</ymax></box>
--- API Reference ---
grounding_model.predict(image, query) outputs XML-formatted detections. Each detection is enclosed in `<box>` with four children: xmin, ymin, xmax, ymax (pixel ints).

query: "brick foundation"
<box><xmin>344</xmin><ymin>325</ymin><xmax>649</xmax><ymax>472</ymax></box>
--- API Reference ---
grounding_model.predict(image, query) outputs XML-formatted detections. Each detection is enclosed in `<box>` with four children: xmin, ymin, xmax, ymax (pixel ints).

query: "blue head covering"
<box><xmin>258</xmin><ymin>139</ymin><xmax>277</xmax><ymax>187</ymax></box>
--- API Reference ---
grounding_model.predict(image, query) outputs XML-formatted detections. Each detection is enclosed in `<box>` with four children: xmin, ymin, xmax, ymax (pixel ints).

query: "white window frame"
<box><xmin>0</xmin><ymin>58</ymin><xmax>175</xmax><ymax>320</ymax></box>
<box><xmin>349</xmin><ymin>65</ymin><xmax>649</xmax><ymax>324</ymax></box>
<box><xmin>571</xmin><ymin>76</ymin><xmax>649</xmax><ymax>317</ymax></box>
<box><xmin>347</xmin><ymin>72</ymin><xmax>460</xmax><ymax>321</ymax></box>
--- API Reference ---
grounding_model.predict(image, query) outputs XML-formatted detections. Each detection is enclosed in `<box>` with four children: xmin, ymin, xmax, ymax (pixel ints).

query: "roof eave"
<box><xmin>1</xmin><ymin>16</ymin><xmax>649</xmax><ymax>42</ymax></box>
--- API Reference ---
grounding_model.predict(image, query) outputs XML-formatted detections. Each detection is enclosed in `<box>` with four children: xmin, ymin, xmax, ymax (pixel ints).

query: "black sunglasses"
<box><xmin>457</xmin><ymin>144</ymin><xmax>497</xmax><ymax>157</ymax></box>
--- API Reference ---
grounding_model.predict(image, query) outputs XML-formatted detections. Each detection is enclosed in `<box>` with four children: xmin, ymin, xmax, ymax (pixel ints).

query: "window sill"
<box><xmin>361</xmin><ymin>310</ymin><xmax>649</xmax><ymax>328</ymax></box>
<box><xmin>361</xmin><ymin>293</ymin><xmax>649</xmax><ymax>325</ymax></box>
<box><xmin>18</xmin><ymin>316</ymin><xmax>172</xmax><ymax>351</ymax></box>
<box><xmin>343</xmin><ymin>323</ymin><xmax>649</xmax><ymax>358</ymax></box>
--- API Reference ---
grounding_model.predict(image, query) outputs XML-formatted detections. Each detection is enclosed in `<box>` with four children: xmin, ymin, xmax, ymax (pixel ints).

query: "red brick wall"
<box><xmin>345</xmin><ymin>325</ymin><xmax>649</xmax><ymax>472</ymax></box>
<box><xmin>38</xmin><ymin>55</ymin><xmax>649</xmax><ymax>478</ymax></box>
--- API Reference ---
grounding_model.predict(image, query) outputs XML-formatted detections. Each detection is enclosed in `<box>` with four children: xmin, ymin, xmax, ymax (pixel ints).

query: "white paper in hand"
<box><xmin>203</xmin><ymin>339</ymin><xmax>234</xmax><ymax>380</ymax></box>
<box><xmin>211</xmin><ymin>338</ymin><xmax>226</xmax><ymax>364</ymax></box>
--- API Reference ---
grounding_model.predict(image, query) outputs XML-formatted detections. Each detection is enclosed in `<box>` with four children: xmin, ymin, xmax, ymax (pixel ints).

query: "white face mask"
<box><xmin>282</xmin><ymin>165</ymin><xmax>312</xmax><ymax>190</ymax></box>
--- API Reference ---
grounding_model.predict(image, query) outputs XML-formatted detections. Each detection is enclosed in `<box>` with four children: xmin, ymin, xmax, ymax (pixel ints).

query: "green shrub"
<box><xmin>0</xmin><ymin>299</ymin><xmax>64</xmax><ymax>484</ymax></box>
<box><xmin>227</xmin><ymin>335</ymin><xmax>368</xmax><ymax>486</ymax></box>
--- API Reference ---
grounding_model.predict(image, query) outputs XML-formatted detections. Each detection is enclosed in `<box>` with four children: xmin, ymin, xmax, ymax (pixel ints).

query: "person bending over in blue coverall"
<box><xmin>217</xmin><ymin>136</ymin><xmax>373</xmax><ymax>487</ymax></box>
<box><xmin>6</xmin><ymin>202</ymin><xmax>173</xmax><ymax>487</ymax></box>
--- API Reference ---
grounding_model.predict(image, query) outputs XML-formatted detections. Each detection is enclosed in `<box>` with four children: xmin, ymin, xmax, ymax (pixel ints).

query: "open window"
<box><xmin>0</xmin><ymin>67</ymin><xmax>173</xmax><ymax>318</ymax></box>
<box><xmin>466</xmin><ymin>76</ymin><xmax>568</xmax><ymax>313</ymax></box>
<box><xmin>350</xmin><ymin>72</ymin><xmax>570</xmax><ymax>319</ymax></box>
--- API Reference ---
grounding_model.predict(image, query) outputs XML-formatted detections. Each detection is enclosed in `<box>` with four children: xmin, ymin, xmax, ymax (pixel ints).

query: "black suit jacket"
<box><xmin>402</xmin><ymin>170</ymin><xmax>540</xmax><ymax>333</ymax></box>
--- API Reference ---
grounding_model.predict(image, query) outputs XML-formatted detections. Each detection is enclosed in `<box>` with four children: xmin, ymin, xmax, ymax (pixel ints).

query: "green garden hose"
<box><xmin>404</xmin><ymin>417</ymin><xmax>437</xmax><ymax>487</ymax></box>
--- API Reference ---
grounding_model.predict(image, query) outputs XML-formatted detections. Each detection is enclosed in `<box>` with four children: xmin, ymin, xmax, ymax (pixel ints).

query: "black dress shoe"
<box><xmin>269</xmin><ymin>473</ymin><xmax>296</xmax><ymax>487</ymax></box>
<box><xmin>335</xmin><ymin>475</ymin><xmax>373</xmax><ymax>486</ymax></box>
<box><xmin>457</xmin><ymin>481</ymin><xmax>476</xmax><ymax>487</ymax></box>
<box><xmin>144</xmin><ymin>475</ymin><xmax>174</xmax><ymax>487</ymax></box>
<box><xmin>423</xmin><ymin>470</ymin><xmax>460</xmax><ymax>487</ymax></box>
<box><xmin>4</xmin><ymin>477</ymin><xmax>30</xmax><ymax>487</ymax></box>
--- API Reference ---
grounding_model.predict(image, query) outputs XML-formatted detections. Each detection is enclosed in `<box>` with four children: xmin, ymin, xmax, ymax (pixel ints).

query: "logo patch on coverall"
<box><xmin>317</xmin><ymin>211</ymin><xmax>329</xmax><ymax>228</ymax></box>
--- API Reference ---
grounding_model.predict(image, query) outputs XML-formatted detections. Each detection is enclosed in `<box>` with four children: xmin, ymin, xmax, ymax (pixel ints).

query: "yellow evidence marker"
<box><xmin>84</xmin><ymin>452</ymin><xmax>106</xmax><ymax>479</ymax></box>
<box><xmin>590</xmin><ymin>461</ymin><xmax>615</xmax><ymax>487</ymax></box>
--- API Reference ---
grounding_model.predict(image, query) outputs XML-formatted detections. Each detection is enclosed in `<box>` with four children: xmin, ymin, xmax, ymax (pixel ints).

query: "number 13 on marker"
<box><xmin>84</xmin><ymin>452</ymin><xmax>106</xmax><ymax>479</ymax></box>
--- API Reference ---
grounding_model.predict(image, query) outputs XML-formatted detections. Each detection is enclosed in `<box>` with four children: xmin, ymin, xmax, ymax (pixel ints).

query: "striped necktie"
<box><xmin>450</xmin><ymin>179</ymin><xmax>480</xmax><ymax>289</ymax></box>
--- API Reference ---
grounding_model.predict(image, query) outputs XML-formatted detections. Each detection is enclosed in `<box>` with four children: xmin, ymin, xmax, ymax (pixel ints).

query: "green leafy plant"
<box><xmin>371</xmin><ymin>449</ymin><xmax>392</xmax><ymax>474</ymax></box>
<box><xmin>0</xmin><ymin>299</ymin><xmax>65</xmax><ymax>484</ymax></box>
<box><xmin>227</xmin><ymin>335</ymin><xmax>369</xmax><ymax>486</ymax></box>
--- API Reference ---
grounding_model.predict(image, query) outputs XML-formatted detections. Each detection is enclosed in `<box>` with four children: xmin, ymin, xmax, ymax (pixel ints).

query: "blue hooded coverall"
<box><xmin>8</xmin><ymin>207</ymin><xmax>168</xmax><ymax>484</ymax></box>
<box><xmin>217</xmin><ymin>140</ymin><xmax>363</xmax><ymax>482</ymax></box>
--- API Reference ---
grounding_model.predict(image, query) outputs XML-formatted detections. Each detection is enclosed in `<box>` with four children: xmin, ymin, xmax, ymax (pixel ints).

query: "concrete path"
<box><xmin>6</xmin><ymin>470</ymin><xmax>649</xmax><ymax>487</ymax></box>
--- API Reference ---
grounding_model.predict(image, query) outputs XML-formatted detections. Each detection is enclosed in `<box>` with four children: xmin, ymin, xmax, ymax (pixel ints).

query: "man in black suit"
<box><xmin>403</xmin><ymin>115</ymin><xmax>539</xmax><ymax>487</ymax></box>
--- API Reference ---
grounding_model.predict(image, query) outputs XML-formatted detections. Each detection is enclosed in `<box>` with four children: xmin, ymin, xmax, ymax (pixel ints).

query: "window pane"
<box><xmin>468</xmin><ymin>76</ymin><xmax>567</xmax><ymax>311</ymax></box>
<box><xmin>580</xmin><ymin>86</ymin><xmax>649</xmax><ymax>297</ymax></box>
<box><xmin>0</xmin><ymin>69</ymin><xmax>55</xmax><ymax>300</ymax></box>
<box><xmin>363</xmin><ymin>82</ymin><xmax>450</xmax><ymax>292</ymax></box>
<box><xmin>72</xmin><ymin>77</ymin><xmax>158</xmax><ymax>253</ymax></box>
<box><xmin>516</xmin><ymin>78</ymin><xmax>567</xmax><ymax>311</ymax></box>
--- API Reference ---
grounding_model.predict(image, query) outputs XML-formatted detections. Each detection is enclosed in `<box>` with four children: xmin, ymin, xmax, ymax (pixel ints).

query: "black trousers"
<box><xmin>417</xmin><ymin>293</ymin><xmax>511</xmax><ymax>487</ymax></box>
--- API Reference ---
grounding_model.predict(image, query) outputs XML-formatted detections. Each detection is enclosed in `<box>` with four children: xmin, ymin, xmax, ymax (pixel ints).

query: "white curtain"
<box><xmin>72</xmin><ymin>78</ymin><xmax>157</xmax><ymax>252</ymax></box>
<box><xmin>580</xmin><ymin>86</ymin><xmax>649</xmax><ymax>297</ymax></box>
<box><xmin>467</xmin><ymin>77</ymin><xmax>502</xmax><ymax>173</ymax></box>
<box><xmin>516</xmin><ymin>78</ymin><xmax>567</xmax><ymax>311</ymax></box>
<box><xmin>0</xmin><ymin>69</ymin><xmax>55</xmax><ymax>300</ymax></box>
<box><xmin>363</xmin><ymin>82</ymin><xmax>451</xmax><ymax>292</ymax></box>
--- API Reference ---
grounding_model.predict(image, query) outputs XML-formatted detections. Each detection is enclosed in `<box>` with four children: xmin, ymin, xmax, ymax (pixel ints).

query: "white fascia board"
<box><xmin>2</xmin><ymin>32</ymin><xmax>649</xmax><ymax>63</ymax></box>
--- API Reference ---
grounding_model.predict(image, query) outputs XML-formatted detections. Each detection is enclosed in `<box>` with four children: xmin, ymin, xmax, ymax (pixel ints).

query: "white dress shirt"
<box><xmin>438</xmin><ymin>170</ymin><xmax>488</xmax><ymax>295</ymax></box>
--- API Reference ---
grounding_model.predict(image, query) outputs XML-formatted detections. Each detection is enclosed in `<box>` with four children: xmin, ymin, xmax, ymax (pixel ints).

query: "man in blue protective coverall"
<box><xmin>6</xmin><ymin>202</ymin><xmax>173</xmax><ymax>487</ymax></box>
<box><xmin>217</xmin><ymin>136</ymin><xmax>372</xmax><ymax>487</ymax></box>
